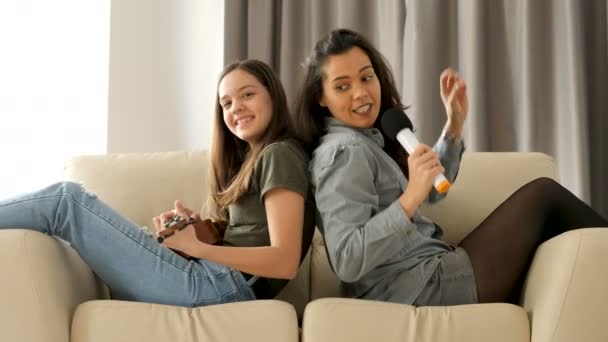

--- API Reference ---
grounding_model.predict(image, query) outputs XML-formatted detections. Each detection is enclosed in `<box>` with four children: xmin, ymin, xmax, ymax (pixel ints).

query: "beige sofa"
<box><xmin>1</xmin><ymin>151</ymin><xmax>607</xmax><ymax>342</ymax></box>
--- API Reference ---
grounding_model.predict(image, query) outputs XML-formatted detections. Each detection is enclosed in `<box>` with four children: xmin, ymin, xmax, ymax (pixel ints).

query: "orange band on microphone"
<box><xmin>436</xmin><ymin>180</ymin><xmax>451</xmax><ymax>193</ymax></box>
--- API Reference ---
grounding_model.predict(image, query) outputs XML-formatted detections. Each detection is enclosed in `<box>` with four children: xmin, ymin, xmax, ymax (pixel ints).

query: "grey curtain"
<box><xmin>224</xmin><ymin>0</ymin><xmax>405</xmax><ymax>104</ymax></box>
<box><xmin>224</xmin><ymin>0</ymin><xmax>608</xmax><ymax>217</ymax></box>
<box><xmin>403</xmin><ymin>0</ymin><xmax>608</xmax><ymax>216</ymax></box>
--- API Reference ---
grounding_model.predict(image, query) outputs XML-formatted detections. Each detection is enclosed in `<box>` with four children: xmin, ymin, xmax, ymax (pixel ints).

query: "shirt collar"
<box><xmin>325</xmin><ymin>117</ymin><xmax>385</xmax><ymax>147</ymax></box>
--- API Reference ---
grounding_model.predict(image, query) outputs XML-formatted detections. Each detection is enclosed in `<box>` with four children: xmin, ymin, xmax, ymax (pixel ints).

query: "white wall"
<box><xmin>108</xmin><ymin>0</ymin><xmax>224</xmax><ymax>153</ymax></box>
<box><xmin>0</xmin><ymin>1</ymin><xmax>110</xmax><ymax>198</ymax></box>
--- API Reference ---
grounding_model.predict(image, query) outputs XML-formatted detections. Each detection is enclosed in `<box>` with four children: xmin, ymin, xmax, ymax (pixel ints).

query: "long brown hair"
<box><xmin>207</xmin><ymin>60</ymin><xmax>291</xmax><ymax>220</ymax></box>
<box><xmin>293</xmin><ymin>28</ymin><xmax>411</xmax><ymax>176</ymax></box>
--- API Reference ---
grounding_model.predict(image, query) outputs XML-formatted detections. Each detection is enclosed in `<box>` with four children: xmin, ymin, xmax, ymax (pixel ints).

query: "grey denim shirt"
<box><xmin>310</xmin><ymin>117</ymin><xmax>465</xmax><ymax>303</ymax></box>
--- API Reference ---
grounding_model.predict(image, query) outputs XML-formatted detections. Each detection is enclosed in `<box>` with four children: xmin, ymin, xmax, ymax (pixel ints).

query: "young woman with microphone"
<box><xmin>293</xmin><ymin>28</ymin><xmax>608</xmax><ymax>306</ymax></box>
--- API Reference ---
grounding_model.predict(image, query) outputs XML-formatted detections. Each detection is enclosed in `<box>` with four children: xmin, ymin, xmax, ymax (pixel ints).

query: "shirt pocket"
<box><xmin>311</xmin><ymin>145</ymin><xmax>346</xmax><ymax>173</ymax></box>
<box><xmin>375</xmin><ymin>171</ymin><xmax>402</xmax><ymax>209</ymax></box>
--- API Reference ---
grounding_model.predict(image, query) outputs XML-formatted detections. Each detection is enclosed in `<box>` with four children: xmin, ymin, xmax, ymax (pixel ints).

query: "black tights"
<box><xmin>458</xmin><ymin>177</ymin><xmax>608</xmax><ymax>304</ymax></box>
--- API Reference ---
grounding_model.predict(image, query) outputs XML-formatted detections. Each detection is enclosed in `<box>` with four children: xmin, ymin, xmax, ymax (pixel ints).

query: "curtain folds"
<box><xmin>224</xmin><ymin>0</ymin><xmax>608</xmax><ymax>216</ymax></box>
<box><xmin>224</xmin><ymin>0</ymin><xmax>405</xmax><ymax>103</ymax></box>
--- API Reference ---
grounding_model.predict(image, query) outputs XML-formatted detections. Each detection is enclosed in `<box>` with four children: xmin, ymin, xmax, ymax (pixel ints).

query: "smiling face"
<box><xmin>218</xmin><ymin>69</ymin><xmax>273</xmax><ymax>145</ymax></box>
<box><xmin>319</xmin><ymin>46</ymin><xmax>381</xmax><ymax>129</ymax></box>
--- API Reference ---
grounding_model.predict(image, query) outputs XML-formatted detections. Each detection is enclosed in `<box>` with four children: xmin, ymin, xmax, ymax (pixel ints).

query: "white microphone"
<box><xmin>380</xmin><ymin>108</ymin><xmax>451</xmax><ymax>194</ymax></box>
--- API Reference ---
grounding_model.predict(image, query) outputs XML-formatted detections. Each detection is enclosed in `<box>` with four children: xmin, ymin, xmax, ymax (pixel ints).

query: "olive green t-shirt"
<box><xmin>223</xmin><ymin>139</ymin><xmax>316</xmax><ymax>292</ymax></box>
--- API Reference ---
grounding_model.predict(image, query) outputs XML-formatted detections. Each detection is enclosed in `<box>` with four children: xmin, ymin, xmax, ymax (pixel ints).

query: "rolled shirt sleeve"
<box><xmin>428</xmin><ymin>132</ymin><xmax>465</xmax><ymax>203</ymax></box>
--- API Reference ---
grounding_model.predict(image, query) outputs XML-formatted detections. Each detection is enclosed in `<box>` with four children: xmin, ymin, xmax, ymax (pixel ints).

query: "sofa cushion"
<box><xmin>302</xmin><ymin>298</ymin><xmax>529</xmax><ymax>342</ymax></box>
<box><xmin>310</xmin><ymin>230</ymin><xmax>340</xmax><ymax>300</ymax></box>
<box><xmin>420</xmin><ymin>152</ymin><xmax>557</xmax><ymax>244</ymax></box>
<box><xmin>65</xmin><ymin>151</ymin><xmax>209</xmax><ymax>229</ymax></box>
<box><xmin>71</xmin><ymin>299</ymin><xmax>299</xmax><ymax>342</ymax></box>
<box><xmin>275</xmin><ymin>247</ymin><xmax>312</xmax><ymax>320</ymax></box>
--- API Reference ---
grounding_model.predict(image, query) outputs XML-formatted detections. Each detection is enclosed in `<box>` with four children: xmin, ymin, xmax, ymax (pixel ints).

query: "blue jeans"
<box><xmin>0</xmin><ymin>181</ymin><xmax>255</xmax><ymax>307</ymax></box>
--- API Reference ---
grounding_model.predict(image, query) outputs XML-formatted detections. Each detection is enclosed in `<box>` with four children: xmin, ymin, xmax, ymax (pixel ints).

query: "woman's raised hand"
<box><xmin>440</xmin><ymin>68</ymin><xmax>468</xmax><ymax>135</ymax></box>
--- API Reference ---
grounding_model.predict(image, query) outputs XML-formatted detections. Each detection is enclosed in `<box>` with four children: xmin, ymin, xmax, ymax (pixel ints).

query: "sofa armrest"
<box><xmin>522</xmin><ymin>228</ymin><xmax>608</xmax><ymax>342</ymax></box>
<box><xmin>0</xmin><ymin>230</ymin><xmax>109</xmax><ymax>342</ymax></box>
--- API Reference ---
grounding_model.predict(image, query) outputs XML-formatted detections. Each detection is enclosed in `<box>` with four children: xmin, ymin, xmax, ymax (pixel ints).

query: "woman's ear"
<box><xmin>319</xmin><ymin>96</ymin><xmax>326</xmax><ymax>108</ymax></box>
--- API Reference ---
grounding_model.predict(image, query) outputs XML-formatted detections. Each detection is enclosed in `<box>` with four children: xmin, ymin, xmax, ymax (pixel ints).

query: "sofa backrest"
<box><xmin>65</xmin><ymin>151</ymin><xmax>210</xmax><ymax>229</ymax></box>
<box><xmin>419</xmin><ymin>152</ymin><xmax>558</xmax><ymax>244</ymax></box>
<box><xmin>65</xmin><ymin>151</ymin><xmax>557</xmax><ymax>319</ymax></box>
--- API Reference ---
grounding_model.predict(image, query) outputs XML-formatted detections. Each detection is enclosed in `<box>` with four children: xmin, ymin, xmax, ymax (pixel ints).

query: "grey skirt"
<box><xmin>412</xmin><ymin>247</ymin><xmax>478</xmax><ymax>306</ymax></box>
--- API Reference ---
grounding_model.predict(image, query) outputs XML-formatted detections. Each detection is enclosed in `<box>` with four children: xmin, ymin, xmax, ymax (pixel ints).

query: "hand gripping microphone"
<box><xmin>380</xmin><ymin>108</ymin><xmax>451</xmax><ymax>194</ymax></box>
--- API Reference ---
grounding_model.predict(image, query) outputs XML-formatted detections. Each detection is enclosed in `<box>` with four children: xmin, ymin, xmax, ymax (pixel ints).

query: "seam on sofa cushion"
<box><xmin>549</xmin><ymin>231</ymin><xmax>582</xmax><ymax>342</ymax></box>
<box><xmin>307</xmin><ymin>239</ymin><xmax>313</xmax><ymax>302</ymax></box>
<box><xmin>23</xmin><ymin>231</ymin><xmax>54</xmax><ymax>340</ymax></box>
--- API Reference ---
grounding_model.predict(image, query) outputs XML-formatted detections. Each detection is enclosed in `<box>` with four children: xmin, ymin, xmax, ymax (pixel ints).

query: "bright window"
<box><xmin>0</xmin><ymin>1</ymin><xmax>110</xmax><ymax>198</ymax></box>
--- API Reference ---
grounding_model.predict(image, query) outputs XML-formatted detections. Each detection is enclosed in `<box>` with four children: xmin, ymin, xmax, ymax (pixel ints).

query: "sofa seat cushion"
<box><xmin>310</xmin><ymin>230</ymin><xmax>340</xmax><ymax>300</ymax></box>
<box><xmin>302</xmin><ymin>298</ymin><xmax>529</xmax><ymax>342</ymax></box>
<box><xmin>71</xmin><ymin>299</ymin><xmax>299</xmax><ymax>342</ymax></box>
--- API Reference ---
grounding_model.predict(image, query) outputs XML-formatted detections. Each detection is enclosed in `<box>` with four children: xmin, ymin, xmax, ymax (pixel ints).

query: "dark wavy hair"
<box><xmin>207</xmin><ymin>59</ymin><xmax>291</xmax><ymax>220</ymax></box>
<box><xmin>293</xmin><ymin>28</ymin><xmax>410</xmax><ymax>175</ymax></box>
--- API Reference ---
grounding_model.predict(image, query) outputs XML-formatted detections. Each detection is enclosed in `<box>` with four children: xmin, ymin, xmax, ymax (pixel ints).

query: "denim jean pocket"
<box><xmin>199</xmin><ymin>259</ymin><xmax>231</xmax><ymax>278</ymax></box>
<box><xmin>194</xmin><ymin>260</ymin><xmax>251</xmax><ymax>306</ymax></box>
